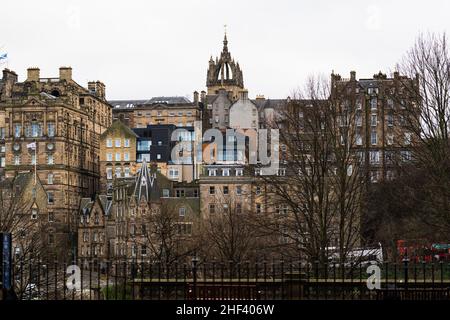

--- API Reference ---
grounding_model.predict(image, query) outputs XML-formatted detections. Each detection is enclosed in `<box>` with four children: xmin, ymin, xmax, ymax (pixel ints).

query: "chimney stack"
<box><xmin>2</xmin><ymin>69</ymin><xmax>18</xmax><ymax>98</ymax></box>
<box><xmin>59</xmin><ymin>66</ymin><xmax>72</xmax><ymax>81</ymax></box>
<box><xmin>200</xmin><ymin>90</ymin><xmax>206</xmax><ymax>103</ymax></box>
<box><xmin>193</xmin><ymin>91</ymin><xmax>199</xmax><ymax>103</ymax></box>
<box><xmin>239</xmin><ymin>89</ymin><xmax>249</xmax><ymax>100</ymax></box>
<box><xmin>88</xmin><ymin>81</ymin><xmax>106</xmax><ymax>99</ymax></box>
<box><xmin>27</xmin><ymin>68</ymin><xmax>40</xmax><ymax>82</ymax></box>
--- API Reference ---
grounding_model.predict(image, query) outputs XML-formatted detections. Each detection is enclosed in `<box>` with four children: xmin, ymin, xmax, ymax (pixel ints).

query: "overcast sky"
<box><xmin>1</xmin><ymin>0</ymin><xmax>449</xmax><ymax>100</ymax></box>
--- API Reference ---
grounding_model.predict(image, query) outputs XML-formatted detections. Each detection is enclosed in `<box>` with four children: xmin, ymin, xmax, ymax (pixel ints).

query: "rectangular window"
<box><xmin>106</xmin><ymin>139</ymin><xmax>112</xmax><ymax>148</ymax></box>
<box><xmin>371</xmin><ymin>97</ymin><xmax>377</xmax><ymax>110</ymax></box>
<box><xmin>106</xmin><ymin>153</ymin><xmax>113</xmax><ymax>161</ymax></box>
<box><xmin>176</xmin><ymin>189</ymin><xmax>185</xmax><ymax>197</ymax></box>
<box><xmin>209</xmin><ymin>204</ymin><xmax>215</xmax><ymax>214</ymax></box>
<box><xmin>356</xmin><ymin>133</ymin><xmax>362</xmax><ymax>146</ymax></box>
<box><xmin>387</xmin><ymin>133</ymin><xmax>394</xmax><ymax>145</ymax></box>
<box><xmin>208</xmin><ymin>169</ymin><xmax>217</xmax><ymax>177</ymax></box>
<box><xmin>48</xmin><ymin>154</ymin><xmax>54</xmax><ymax>165</ymax></box>
<box><xmin>355</xmin><ymin>113</ymin><xmax>362</xmax><ymax>127</ymax></box>
<box><xmin>156</xmin><ymin>154</ymin><xmax>161</xmax><ymax>160</ymax></box>
<box><xmin>387</xmin><ymin>113</ymin><xmax>394</xmax><ymax>126</ymax></box>
<box><xmin>370</xmin><ymin>171</ymin><xmax>379</xmax><ymax>183</ymax></box>
<box><xmin>223</xmin><ymin>186</ymin><xmax>229</xmax><ymax>195</ymax></box>
<box><xmin>48</xmin><ymin>173</ymin><xmax>54</xmax><ymax>184</ymax></box>
<box><xmin>385</xmin><ymin>151</ymin><xmax>394</xmax><ymax>164</ymax></box>
<box><xmin>124</xmin><ymin>139</ymin><xmax>130</xmax><ymax>147</ymax></box>
<box><xmin>371</xmin><ymin>131</ymin><xmax>377</xmax><ymax>145</ymax></box>
<box><xmin>179</xmin><ymin>207</ymin><xmax>186</xmax><ymax>217</ymax></box>
<box><xmin>236</xmin><ymin>168</ymin><xmax>243</xmax><ymax>176</ymax></box>
<box><xmin>115</xmin><ymin>167</ymin><xmax>121</xmax><ymax>178</ymax></box>
<box><xmin>387</xmin><ymin>98</ymin><xmax>394</xmax><ymax>109</ymax></box>
<box><xmin>14</xmin><ymin>124</ymin><xmax>21</xmax><ymax>138</ymax></box>
<box><xmin>0</xmin><ymin>127</ymin><xmax>5</xmax><ymax>139</ymax></box>
<box><xmin>137</xmin><ymin>140</ymin><xmax>151</xmax><ymax>151</ymax></box>
<box><xmin>236</xmin><ymin>185</ymin><xmax>242</xmax><ymax>195</ymax></box>
<box><xmin>14</xmin><ymin>155</ymin><xmax>20</xmax><ymax>165</ymax></box>
<box><xmin>106</xmin><ymin>168</ymin><xmax>113</xmax><ymax>179</ymax></box>
<box><xmin>162</xmin><ymin>189</ymin><xmax>170</xmax><ymax>197</ymax></box>
<box><xmin>31</xmin><ymin>154</ymin><xmax>36</xmax><ymax>165</ymax></box>
<box><xmin>371</xmin><ymin>114</ymin><xmax>377</xmax><ymax>126</ymax></box>
<box><xmin>169</xmin><ymin>169</ymin><xmax>179</xmax><ymax>178</ymax></box>
<box><xmin>255</xmin><ymin>186</ymin><xmax>261</xmax><ymax>195</ymax></box>
<box><xmin>222</xmin><ymin>169</ymin><xmax>230</xmax><ymax>176</ymax></box>
<box><xmin>124</xmin><ymin>153</ymin><xmax>130</xmax><ymax>161</ymax></box>
<box><xmin>47</xmin><ymin>192</ymin><xmax>54</xmax><ymax>204</ymax></box>
<box><xmin>115</xmin><ymin>153</ymin><xmax>121</xmax><ymax>161</ymax></box>
<box><xmin>209</xmin><ymin>186</ymin><xmax>215</xmax><ymax>195</ymax></box>
<box><xmin>256</xmin><ymin>204</ymin><xmax>262</xmax><ymax>214</ymax></box>
<box><xmin>31</xmin><ymin>123</ymin><xmax>42</xmax><ymax>137</ymax></box>
<box><xmin>401</xmin><ymin>150</ymin><xmax>412</xmax><ymax>162</ymax></box>
<box><xmin>404</xmin><ymin>132</ymin><xmax>412</xmax><ymax>145</ymax></box>
<box><xmin>0</xmin><ymin>157</ymin><xmax>5</xmax><ymax>167</ymax></box>
<box><xmin>124</xmin><ymin>167</ymin><xmax>130</xmax><ymax>177</ymax></box>
<box><xmin>47</xmin><ymin>123</ymin><xmax>55</xmax><ymax>137</ymax></box>
<box><xmin>115</xmin><ymin>139</ymin><xmax>121</xmax><ymax>147</ymax></box>
<box><xmin>370</xmin><ymin>151</ymin><xmax>380</xmax><ymax>164</ymax></box>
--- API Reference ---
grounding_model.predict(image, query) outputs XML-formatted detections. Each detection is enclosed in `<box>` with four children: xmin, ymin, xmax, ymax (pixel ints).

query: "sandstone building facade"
<box><xmin>0</xmin><ymin>67</ymin><xmax>112</xmax><ymax>257</ymax></box>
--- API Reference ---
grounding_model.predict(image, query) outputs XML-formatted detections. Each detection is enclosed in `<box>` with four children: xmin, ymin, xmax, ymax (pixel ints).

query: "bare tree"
<box><xmin>0</xmin><ymin>174</ymin><xmax>58</xmax><ymax>298</ymax></box>
<box><xmin>254</xmin><ymin>75</ymin><xmax>367</xmax><ymax>266</ymax></box>
<box><xmin>395</xmin><ymin>32</ymin><xmax>450</xmax><ymax>238</ymax></box>
<box><xmin>197</xmin><ymin>192</ymin><xmax>263</xmax><ymax>264</ymax></box>
<box><xmin>129</xmin><ymin>201</ymin><xmax>200</xmax><ymax>266</ymax></box>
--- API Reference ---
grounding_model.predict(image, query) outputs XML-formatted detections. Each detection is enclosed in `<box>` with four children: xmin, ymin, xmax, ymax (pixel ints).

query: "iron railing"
<box><xmin>2</xmin><ymin>258</ymin><xmax>450</xmax><ymax>300</ymax></box>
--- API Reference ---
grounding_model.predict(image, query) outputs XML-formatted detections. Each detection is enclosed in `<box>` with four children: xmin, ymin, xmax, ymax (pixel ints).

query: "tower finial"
<box><xmin>223</xmin><ymin>25</ymin><xmax>228</xmax><ymax>52</ymax></box>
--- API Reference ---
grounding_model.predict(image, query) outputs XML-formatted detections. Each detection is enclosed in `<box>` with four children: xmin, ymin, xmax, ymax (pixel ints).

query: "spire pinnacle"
<box><xmin>223</xmin><ymin>25</ymin><xmax>228</xmax><ymax>52</ymax></box>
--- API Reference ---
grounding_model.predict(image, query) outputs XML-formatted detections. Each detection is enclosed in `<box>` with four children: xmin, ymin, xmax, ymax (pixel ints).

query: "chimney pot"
<box><xmin>27</xmin><ymin>68</ymin><xmax>40</xmax><ymax>82</ymax></box>
<box><xmin>59</xmin><ymin>66</ymin><xmax>72</xmax><ymax>81</ymax></box>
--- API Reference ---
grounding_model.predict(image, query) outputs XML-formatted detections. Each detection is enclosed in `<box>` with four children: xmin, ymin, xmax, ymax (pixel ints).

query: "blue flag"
<box><xmin>0</xmin><ymin>53</ymin><xmax>7</xmax><ymax>60</ymax></box>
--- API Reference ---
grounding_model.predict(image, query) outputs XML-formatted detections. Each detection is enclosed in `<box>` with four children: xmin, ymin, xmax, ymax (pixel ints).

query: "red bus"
<box><xmin>397</xmin><ymin>240</ymin><xmax>450</xmax><ymax>262</ymax></box>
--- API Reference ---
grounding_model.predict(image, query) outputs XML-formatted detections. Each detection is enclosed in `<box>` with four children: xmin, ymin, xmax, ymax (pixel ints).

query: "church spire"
<box><xmin>223</xmin><ymin>26</ymin><xmax>228</xmax><ymax>53</ymax></box>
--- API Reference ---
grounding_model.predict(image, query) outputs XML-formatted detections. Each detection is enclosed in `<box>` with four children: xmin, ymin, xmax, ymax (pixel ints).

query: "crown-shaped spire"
<box><xmin>223</xmin><ymin>32</ymin><xmax>228</xmax><ymax>53</ymax></box>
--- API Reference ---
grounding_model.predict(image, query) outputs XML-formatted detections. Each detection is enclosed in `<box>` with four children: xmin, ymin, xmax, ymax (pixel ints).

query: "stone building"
<box><xmin>0</xmin><ymin>172</ymin><xmax>57</xmax><ymax>259</ymax></box>
<box><xmin>0</xmin><ymin>67</ymin><xmax>112</xmax><ymax>257</ymax></box>
<box><xmin>99</xmin><ymin>120</ymin><xmax>138</xmax><ymax>194</ymax></box>
<box><xmin>78</xmin><ymin>195</ymin><xmax>112</xmax><ymax>263</ymax></box>
<box><xmin>330</xmin><ymin>71</ymin><xmax>418</xmax><ymax>182</ymax></box>
<box><xmin>79</xmin><ymin>161</ymin><xmax>200</xmax><ymax>263</ymax></box>
<box><xmin>110</xmin><ymin>96</ymin><xmax>201</xmax><ymax>129</ymax></box>
<box><xmin>99</xmin><ymin>121</ymin><xmax>198</xmax><ymax>194</ymax></box>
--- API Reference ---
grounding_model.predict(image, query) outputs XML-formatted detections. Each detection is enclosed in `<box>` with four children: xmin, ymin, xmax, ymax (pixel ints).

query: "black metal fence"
<box><xmin>2</xmin><ymin>258</ymin><xmax>450</xmax><ymax>300</ymax></box>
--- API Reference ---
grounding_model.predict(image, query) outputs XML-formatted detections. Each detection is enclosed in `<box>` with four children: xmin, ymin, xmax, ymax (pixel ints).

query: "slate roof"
<box><xmin>79</xmin><ymin>195</ymin><xmax>113</xmax><ymax>216</ymax></box>
<box><xmin>109</xmin><ymin>96</ymin><xmax>192</xmax><ymax>109</ymax></box>
<box><xmin>100</xmin><ymin>120</ymin><xmax>138</xmax><ymax>139</ymax></box>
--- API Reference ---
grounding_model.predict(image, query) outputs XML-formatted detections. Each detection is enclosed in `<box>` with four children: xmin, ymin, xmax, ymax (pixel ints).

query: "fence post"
<box><xmin>403</xmin><ymin>256</ymin><xmax>409</xmax><ymax>290</ymax></box>
<box><xmin>191</xmin><ymin>256</ymin><xmax>198</xmax><ymax>300</ymax></box>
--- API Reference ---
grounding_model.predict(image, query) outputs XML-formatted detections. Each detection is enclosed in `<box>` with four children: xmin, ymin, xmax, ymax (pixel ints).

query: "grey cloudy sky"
<box><xmin>1</xmin><ymin>0</ymin><xmax>449</xmax><ymax>100</ymax></box>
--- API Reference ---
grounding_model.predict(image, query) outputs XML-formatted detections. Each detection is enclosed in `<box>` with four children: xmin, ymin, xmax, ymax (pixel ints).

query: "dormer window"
<box><xmin>31</xmin><ymin>208</ymin><xmax>38</xmax><ymax>220</ymax></box>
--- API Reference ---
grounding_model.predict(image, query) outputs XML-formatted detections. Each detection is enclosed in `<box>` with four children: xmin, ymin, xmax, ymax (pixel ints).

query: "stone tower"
<box><xmin>206</xmin><ymin>33</ymin><xmax>244</xmax><ymax>101</ymax></box>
